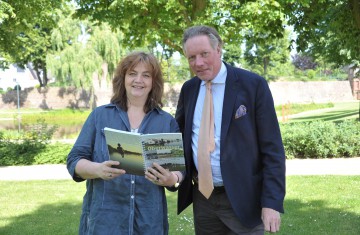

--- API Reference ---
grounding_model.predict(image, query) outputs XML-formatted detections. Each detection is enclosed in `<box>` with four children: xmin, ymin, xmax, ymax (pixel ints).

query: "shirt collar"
<box><xmin>106</xmin><ymin>102</ymin><xmax>163</xmax><ymax>114</ymax></box>
<box><xmin>201</xmin><ymin>62</ymin><xmax>227</xmax><ymax>86</ymax></box>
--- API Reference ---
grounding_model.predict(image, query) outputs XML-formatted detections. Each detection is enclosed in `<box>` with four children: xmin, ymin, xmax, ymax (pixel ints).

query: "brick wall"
<box><xmin>0</xmin><ymin>81</ymin><xmax>356</xmax><ymax>110</ymax></box>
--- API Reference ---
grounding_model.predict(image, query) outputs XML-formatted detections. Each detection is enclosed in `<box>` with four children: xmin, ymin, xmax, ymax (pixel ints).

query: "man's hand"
<box><xmin>261</xmin><ymin>208</ymin><xmax>281</xmax><ymax>233</ymax></box>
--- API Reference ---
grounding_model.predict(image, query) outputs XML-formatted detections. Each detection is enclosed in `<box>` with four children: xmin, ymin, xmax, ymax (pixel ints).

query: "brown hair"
<box><xmin>111</xmin><ymin>51</ymin><xmax>164</xmax><ymax>113</ymax></box>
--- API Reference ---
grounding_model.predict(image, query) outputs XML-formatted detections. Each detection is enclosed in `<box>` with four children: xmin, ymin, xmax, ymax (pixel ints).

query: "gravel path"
<box><xmin>0</xmin><ymin>157</ymin><xmax>359</xmax><ymax>181</ymax></box>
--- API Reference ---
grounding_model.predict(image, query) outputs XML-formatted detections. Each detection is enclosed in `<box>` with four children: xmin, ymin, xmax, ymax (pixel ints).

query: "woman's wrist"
<box><xmin>171</xmin><ymin>171</ymin><xmax>183</xmax><ymax>188</ymax></box>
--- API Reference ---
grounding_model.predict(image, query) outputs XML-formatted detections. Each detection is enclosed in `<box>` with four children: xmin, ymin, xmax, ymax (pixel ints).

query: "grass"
<box><xmin>1</xmin><ymin>176</ymin><xmax>359</xmax><ymax>235</ymax></box>
<box><xmin>0</xmin><ymin>180</ymin><xmax>194</xmax><ymax>235</ymax></box>
<box><xmin>0</xmin><ymin>103</ymin><xmax>359</xmax><ymax>234</ymax></box>
<box><xmin>0</xmin><ymin>108</ymin><xmax>90</xmax><ymax>126</ymax></box>
<box><xmin>280</xmin><ymin>101</ymin><xmax>359</xmax><ymax>123</ymax></box>
<box><xmin>275</xmin><ymin>102</ymin><xmax>334</xmax><ymax>117</ymax></box>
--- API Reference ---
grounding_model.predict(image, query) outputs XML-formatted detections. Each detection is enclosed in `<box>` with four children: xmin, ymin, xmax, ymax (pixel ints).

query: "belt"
<box><xmin>192</xmin><ymin>175</ymin><xmax>225</xmax><ymax>193</ymax></box>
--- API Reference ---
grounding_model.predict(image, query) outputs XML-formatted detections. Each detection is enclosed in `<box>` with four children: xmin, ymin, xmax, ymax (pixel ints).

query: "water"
<box><xmin>0</xmin><ymin>119</ymin><xmax>83</xmax><ymax>139</ymax></box>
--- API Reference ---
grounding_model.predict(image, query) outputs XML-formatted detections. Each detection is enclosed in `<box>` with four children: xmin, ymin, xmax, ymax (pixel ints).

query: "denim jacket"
<box><xmin>67</xmin><ymin>103</ymin><xmax>179</xmax><ymax>235</ymax></box>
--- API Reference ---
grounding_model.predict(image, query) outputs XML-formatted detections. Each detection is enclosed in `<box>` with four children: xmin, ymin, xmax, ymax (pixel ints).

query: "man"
<box><xmin>175</xmin><ymin>25</ymin><xmax>286</xmax><ymax>234</ymax></box>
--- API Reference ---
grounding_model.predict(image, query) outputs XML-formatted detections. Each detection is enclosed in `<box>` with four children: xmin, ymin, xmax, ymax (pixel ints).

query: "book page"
<box><xmin>141</xmin><ymin>133</ymin><xmax>185</xmax><ymax>171</ymax></box>
<box><xmin>104</xmin><ymin>128</ymin><xmax>145</xmax><ymax>176</ymax></box>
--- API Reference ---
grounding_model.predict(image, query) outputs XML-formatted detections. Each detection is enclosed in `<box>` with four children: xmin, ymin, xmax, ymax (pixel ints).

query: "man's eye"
<box><xmin>202</xmin><ymin>52</ymin><xmax>208</xmax><ymax>57</ymax></box>
<box><xmin>188</xmin><ymin>56</ymin><xmax>195</xmax><ymax>62</ymax></box>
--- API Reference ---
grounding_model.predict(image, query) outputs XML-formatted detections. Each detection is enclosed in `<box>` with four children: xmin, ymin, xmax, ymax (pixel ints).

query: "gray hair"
<box><xmin>182</xmin><ymin>25</ymin><xmax>223</xmax><ymax>54</ymax></box>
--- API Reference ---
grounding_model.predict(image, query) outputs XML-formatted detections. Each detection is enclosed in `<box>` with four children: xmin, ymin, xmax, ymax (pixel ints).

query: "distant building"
<box><xmin>0</xmin><ymin>63</ymin><xmax>39</xmax><ymax>90</ymax></box>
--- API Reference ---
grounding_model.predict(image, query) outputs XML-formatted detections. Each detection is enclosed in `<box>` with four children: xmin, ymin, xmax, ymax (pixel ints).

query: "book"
<box><xmin>104</xmin><ymin>127</ymin><xmax>185</xmax><ymax>176</ymax></box>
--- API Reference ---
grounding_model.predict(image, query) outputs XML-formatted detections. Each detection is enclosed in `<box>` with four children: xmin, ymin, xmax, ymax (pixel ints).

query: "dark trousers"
<box><xmin>193</xmin><ymin>184</ymin><xmax>264</xmax><ymax>235</ymax></box>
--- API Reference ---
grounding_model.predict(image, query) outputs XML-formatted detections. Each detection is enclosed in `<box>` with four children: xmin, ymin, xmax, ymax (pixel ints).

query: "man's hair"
<box><xmin>182</xmin><ymin>25</ymin><xmax>223</xmax><ymax>53</ymax></box>
<box><xmin>111</xmin><ymin>51</ymin><xmax>164</xmax><ymax>113</ymax></box>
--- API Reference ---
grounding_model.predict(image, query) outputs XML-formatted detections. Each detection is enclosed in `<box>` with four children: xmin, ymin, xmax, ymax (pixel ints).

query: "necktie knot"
<box><xmin>206</xmin><ymin>81</ymin><xmax>212</xmax><ymax>90</ymax></box>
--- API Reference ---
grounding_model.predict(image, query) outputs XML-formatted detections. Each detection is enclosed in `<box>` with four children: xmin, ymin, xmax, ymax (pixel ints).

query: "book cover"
<box><xmin>104</xmin><ymin>127</ymin><xmax>185</xmax><ymax>176</ymax></box>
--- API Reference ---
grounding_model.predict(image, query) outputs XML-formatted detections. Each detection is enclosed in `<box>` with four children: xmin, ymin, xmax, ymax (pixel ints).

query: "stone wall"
<box><xmin>269</xmin><ymin>81</ymin><xmax>354</xmax><ymax>105</ymax></box>
<box><xmin>0</xmin><ymin>81</ymin><xmax>356</xmax><ymax>110</ymax></box>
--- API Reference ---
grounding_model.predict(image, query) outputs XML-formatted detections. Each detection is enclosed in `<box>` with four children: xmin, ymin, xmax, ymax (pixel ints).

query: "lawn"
<box><xmin>1</xmin><ymin>103</ymin><xmax>359</xmax><ymax>234</ymax></box>
<box><xmin>287</xmin><ymin>101</ymin><xmax>359</xmax><ymax>122</ymax></box>
<box><xmin>1</xmin><ymin>176</ymin><xmax>359</xmax><ymax>235</ymax></box>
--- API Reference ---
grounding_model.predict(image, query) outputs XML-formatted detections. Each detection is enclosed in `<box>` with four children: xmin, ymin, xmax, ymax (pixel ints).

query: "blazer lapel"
<box><xmin>221</xmin><ymin>65</ymin><xmax>239</xmax><ymax>144</ymax></box>
<box><xmin>185</xmin><ymin>78</ymin><xmax>201</xmax><ymax>149</ymax></box>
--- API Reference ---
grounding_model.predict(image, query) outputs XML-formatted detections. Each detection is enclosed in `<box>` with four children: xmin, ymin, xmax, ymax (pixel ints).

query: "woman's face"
<box><xmin>125</xmin><ymin>62</ymin><xmax>153</xmax><ymax>101</ymax></box>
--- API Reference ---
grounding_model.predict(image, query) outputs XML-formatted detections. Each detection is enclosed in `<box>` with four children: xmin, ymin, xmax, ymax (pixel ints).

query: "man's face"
<box><xmin>184</xmin><ymin>35</ymin><xmax>222</xmax><ymax>81</ymax></box>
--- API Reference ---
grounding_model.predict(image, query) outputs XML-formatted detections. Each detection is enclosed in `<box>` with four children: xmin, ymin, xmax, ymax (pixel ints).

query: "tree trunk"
<box><xmin>263</xmin><ymin>57</ymin><xmax>269</xmax><ymax>75</ymax></box>
<box><xmin>34</xmin><ymin>63</ymin><xmax>44</xmax><ymax>87</ymax></box>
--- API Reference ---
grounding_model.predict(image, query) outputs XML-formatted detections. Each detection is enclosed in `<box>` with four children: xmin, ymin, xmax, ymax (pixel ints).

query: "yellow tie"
<box><xmin>197</xmin><ymin>81</ymin><xmax>215</xmax><ymax>199</ymax></box>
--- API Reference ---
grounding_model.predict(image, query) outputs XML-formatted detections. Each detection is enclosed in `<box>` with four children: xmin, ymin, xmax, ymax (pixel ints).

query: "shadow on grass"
<box><xmin>291</xmin><ymin>110</ymin><xmax>358</xmax><ymax>122</ymax></box>
<box><xmin>0</xmin><ymin>202</ymin><xmax>82</xmax><ymax>235</ymax></box>
<box><xmin>1</xmin><ymin>197</ymin><xmax>359</xmax><ymax>235</ymax></box>
<box><xmin>280</xmin><ymin>199</ymin><xmax>360</xmax><ymax>235</ymax></box>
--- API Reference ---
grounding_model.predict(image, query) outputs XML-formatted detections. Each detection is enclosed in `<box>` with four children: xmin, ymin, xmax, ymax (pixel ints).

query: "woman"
<box><xmin>67</xmin><ymin>51</ymin><xmax>183</xmax><ymax>235</ymax></box>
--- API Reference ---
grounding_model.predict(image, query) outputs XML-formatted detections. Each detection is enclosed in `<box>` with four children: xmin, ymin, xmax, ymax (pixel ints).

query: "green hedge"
<box><xmin>0</xmin><ymin>120</ymin><xmax>359</xmax><ymax>166</ymax></box>
<box><xmin>0</xmin><ymin>142</ymin><xmax>72</xmax><ymax>166</ymax></box>
<box><xmin>281</xmin><ymin>120</ymin><xmax>360</xmax><ymax>159</ymax></box>
<box><xmin>0</xmin><ymin>119</ymin><xmax>72</xmax><ymax>166</ymax></box>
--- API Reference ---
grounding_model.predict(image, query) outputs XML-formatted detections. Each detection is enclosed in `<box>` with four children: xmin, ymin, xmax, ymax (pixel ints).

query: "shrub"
<box><xmin>0</xmin><ymin>142</ymin><xmax>72</xmax><ymax>166</ymax></box>
<box><xmin>0</xmin><ymin>119</ymin><xmax>61</xmax><ymax>166</ymax></box>
<box><xmin>281</xmin><ymin>120</ymin><xmax>360</xmax><ymax>159</ymax></box>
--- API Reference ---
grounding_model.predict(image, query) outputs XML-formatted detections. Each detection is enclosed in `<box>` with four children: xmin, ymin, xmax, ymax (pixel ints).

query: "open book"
<box><xmin>104</xmin><ymin>127</ymin><xmax>185</xmax><ymax>176</ymax></box>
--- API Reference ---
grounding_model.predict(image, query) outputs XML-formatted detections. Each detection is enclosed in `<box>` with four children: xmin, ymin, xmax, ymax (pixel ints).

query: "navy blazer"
<box><xmin>175</xmin><ymin>62</ymin><xmax>286</xmax><ymax>228</ymax></box>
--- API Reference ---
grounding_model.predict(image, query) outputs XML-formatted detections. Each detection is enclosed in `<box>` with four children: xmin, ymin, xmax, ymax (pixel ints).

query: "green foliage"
<box><xmin>306</xmin><ymin>69</ymin><xmax>316</xmax><ymax>80</ymax></box>
<box><xmin>22</xmin><ymin>119</ymin><xmax>58</xmax><ymax>145</ymax></box>
<box><xmin>47</xmin><ymin>10</ymin><xmax>125</xmax><ymax>88</ymax></box>
<box><xmin>243</xmin><ymin>28</ymin><xmax>290</xmax><ymax>78</ymax></box>
<box><xmin>0</xmin><ymin>119</ymin><xmax>65</xmax><ymax>166</ymax></box>
<box><xmin>0</xmin><ymin>0</ymin><xmax>69</xmax><ymax>87</ymax></box>
<box><xmin>161</xmin><ymin>56</ymin><xmax>190</xmax><ymax>82</ymax></box>
<box><xmin>281</xmin><ymin>120</ymin><xmax>360</xmax><ymax>159</ymax></box>
<box><xmin>283</xmin><ymin>0</ymin><xmax>360</xmax><ymax>67</ymax></box>
<box><xmin>0</xmin><ymin>142</ymin><xmax>71</xmax><ymax>166</ymax></box>
<box><xmin>73</xmin><ymin>0</ymin><xmax>286</xmax><ymax>55</ymax></box>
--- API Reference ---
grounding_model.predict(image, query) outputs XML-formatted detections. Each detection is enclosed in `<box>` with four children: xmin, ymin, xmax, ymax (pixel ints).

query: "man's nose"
<box><xmin>194</xmin><ymin>56</ymin><xmax>205</xmax><ymax>66</ymax></box>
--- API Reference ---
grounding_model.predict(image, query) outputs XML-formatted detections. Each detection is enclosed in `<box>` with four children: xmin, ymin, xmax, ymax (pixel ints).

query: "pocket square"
<box><xmin>235</xmin><ymin>105</ymin><xmax>247</xmax><ymax>119</ymax></box>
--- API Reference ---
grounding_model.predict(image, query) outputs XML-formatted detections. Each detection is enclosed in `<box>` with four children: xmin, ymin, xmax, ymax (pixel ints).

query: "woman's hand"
<box><xmin>98</xmin><ymin>160</ymin><xmax>126</xmax><ymax>180</ymax></box>
<box><xmin>75</xmin><ymin>159</ymin><xmax>126</xmax><ymax>180</ymax></box>
<box><xmin>145</xmin><ymin>163</ymin><xmax>177</xmax><ymax>187</ymax></box>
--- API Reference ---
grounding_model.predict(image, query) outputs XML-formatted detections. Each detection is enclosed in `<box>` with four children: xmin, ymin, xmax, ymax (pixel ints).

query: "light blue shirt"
<box><xmin>192</xmin><ymin>62</ymin><xmax>227</xmax><ymax>186</ymax></box>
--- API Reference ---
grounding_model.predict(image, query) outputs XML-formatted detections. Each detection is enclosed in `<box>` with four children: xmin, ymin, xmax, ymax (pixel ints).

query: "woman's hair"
<box><xmin>111</xmin><ymin>51</ymin><xmax>164</xmax><ymax>113</ymax></box>
<box><xmin>182</xmin><ymin>25</ymin><xmax>223</xmax><ymax>54</ymax></box>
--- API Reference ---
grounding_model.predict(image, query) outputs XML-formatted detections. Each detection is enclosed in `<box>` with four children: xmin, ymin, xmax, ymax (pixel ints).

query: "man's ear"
<box><xmin>217</xmin><ymin>46</ymin><xmax>222</xmax><ymax>55</ymax></box>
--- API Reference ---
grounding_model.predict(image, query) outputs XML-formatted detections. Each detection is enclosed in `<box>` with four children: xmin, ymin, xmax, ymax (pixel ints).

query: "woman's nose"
<box><xmin>134</xmin><ymin>74</ymin><xmax>143</xmax><ymax>81</ymax></box>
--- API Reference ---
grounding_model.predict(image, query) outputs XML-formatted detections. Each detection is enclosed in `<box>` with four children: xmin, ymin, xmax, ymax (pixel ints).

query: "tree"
<box><xmin>47</xmin><ymin>11</ymin><xmax>124</xmax><ymax>88</ymax></box>
<box><xmin>292</xmin><ymin>54</ymin><xmax>317</xmax><ymax>71</ymax></box>
<box><xmin>0</xmin><ymin>0</ymin><xmax>67</xmax><ymax>87</ymax></box>
<box><xmin>243</xmin><ymin>30</ymin><xmax>290</xmax><ymax>77</ymax></box>
<box><xmin>282</xmin><ymin>0</ymin><xmax>360</xmax><ymax>68</ymax></box>
<box><xmin>72</xmin><ymin>0</ymin><xmax>286</xmax><ymax>57</ymax></box>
